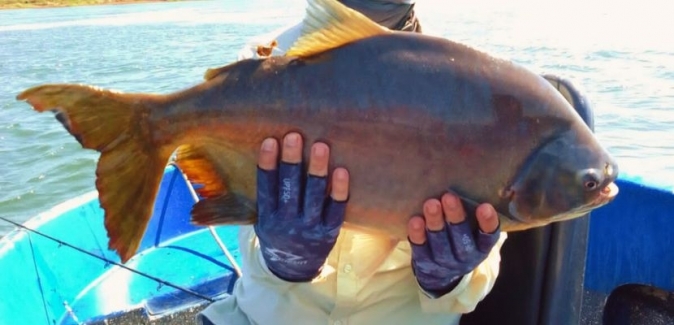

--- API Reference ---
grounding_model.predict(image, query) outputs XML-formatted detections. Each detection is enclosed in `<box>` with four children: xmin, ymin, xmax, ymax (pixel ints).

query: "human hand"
<box><xmin>255</xmin><ymin>132</ymin><xmax>350</xmax><ymax>282</ymax></box>
<box><xmin>408</xmin><ymin>192</ymin><xmax>501</xmax><ymax>297</ymax></box>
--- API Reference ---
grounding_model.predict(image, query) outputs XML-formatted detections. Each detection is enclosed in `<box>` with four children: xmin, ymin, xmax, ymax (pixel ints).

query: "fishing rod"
<box><xmin>0</xmin><ymin>215</ymin><xmax>215</xmax><ymax>303</ymax></box>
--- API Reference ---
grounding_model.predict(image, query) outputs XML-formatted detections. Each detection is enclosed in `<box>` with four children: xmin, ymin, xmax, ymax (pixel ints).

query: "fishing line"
<box><xmin>0</xmin><ymin>216</ymin><xmax>215</xmax><ymax>303</ymax></box>
<box><xmin>26</xmin><ymin>233</ymin><xmax>54</xmax><ymax>324</ymax></box>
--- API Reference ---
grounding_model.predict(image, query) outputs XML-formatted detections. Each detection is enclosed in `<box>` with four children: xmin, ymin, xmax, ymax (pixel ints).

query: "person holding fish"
<box><xmin>198</xmin><ymin>0</ymin><xmax>507</xmax><ymax>324</ymax></box>
<box><xmin>17</xmin><ymin>0</ymin><xmax>618</xmax><ymax>323</ymax></box>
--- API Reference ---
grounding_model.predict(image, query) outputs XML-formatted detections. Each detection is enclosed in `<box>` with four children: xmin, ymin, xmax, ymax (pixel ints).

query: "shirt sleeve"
<box><xmin>417</xmin><ymin>232</ymin><xmax>508</xmax><ymax>314</ymax></box>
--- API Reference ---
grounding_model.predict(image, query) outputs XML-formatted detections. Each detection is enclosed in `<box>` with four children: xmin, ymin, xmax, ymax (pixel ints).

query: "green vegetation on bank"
<box><xmin>0</xmin><ymin>0</ymin><xmax>179</xmax><ymax>9</ymax></box>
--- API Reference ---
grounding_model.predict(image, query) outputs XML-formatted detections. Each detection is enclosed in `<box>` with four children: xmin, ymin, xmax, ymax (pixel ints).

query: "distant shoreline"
<box><xmin>0</xmin><ymin>0</ymin><xmax>182</xmax><ymax>10</ymax></box>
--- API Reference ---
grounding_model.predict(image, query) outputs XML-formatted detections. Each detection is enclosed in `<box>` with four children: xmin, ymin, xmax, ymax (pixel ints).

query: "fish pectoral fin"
<box><xmin>191</xmin><ymin>192</ymin><xmax>256</xmax><ymax>226</ymax></box>
<box><xmin>285</xmin><ymin>0</ymin><xmax>390</xmax><ymax>58</ymax></box>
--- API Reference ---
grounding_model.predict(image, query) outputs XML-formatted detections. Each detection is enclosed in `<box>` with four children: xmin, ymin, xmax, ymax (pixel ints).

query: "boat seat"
<box><xmin>460</xmin><ymin>75</ymin><xmax>595</xmax><ymax>325</ymax></box>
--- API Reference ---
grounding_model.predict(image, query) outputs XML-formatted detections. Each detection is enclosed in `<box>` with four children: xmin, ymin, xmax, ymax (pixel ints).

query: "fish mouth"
<box><xmin>505</xmin><ymin>181</ymin><xmax>620</xmax><ymax>225</ymax></box>
<box><xmin>556</xmin><ymin>181</ymin><xmax>620</xmax><ymax>221</ymax></box>
<box><xmin>602</xmin><ymin>181</ymin><xmax>619</xmax><ymax>198</ymax></box>
<box><xmin>591</xmin><ymin>181</ymin><xmax>619</xmax><ymax>206</ymax></box>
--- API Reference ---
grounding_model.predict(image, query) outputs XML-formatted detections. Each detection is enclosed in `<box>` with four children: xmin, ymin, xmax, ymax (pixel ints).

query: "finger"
<box><xmin>476</xmin><ymin>203</ymin><xmax>499</xmax><ymax>234</ymax></box>
<box><xmin>257</xmin><ymin>166</ymin><xmax>279</xmax><ymax>223</ymax></box>
<box><xmin>408</xmin><ymin>216</ymin><xmax>427</xmax><ymax>245</ymax></box>
<box><xmin>307</xmin><ymin>142</ymin><xmax>329</xmax><ymax>177</ymax></box>
<box><xmin>441</xmin><ymin>192</ymin><xmax>466</xmax><ymax>224</ymax></box>
<box><xmin>258</xmin><ymin>138</ymin><xmax>278</xmax><ymax>171</ymax></box>
<box><xmin>423</xmin><ymin>199</ymin><xmax>445</xmax><ymax>231</ymax></box>
<box><xmin>409</xmin><ymin>217</ymin><xmax>433</xmax><ymax>262</ymax></box>
<box><xmin>281</xmin><ymin>132</ymin><xmax>303</xmax><ymax>164</ymax></box>
<box><xmin>256</xmin><ymin>138</ymin><xmax>280</xmax><ymax>221</ymax></box>
<box><xmin>322</xmin><ymin>196</ymin><xmax>347</xmax><ymax>231</ymax></box>
<box><xmin>476</xmin><ymin>203</ymin><xmax>501</xmax><ymax>253</ymax></box>
<box><xmin>323</xmin><ymin>168</ymin><xmax>349</xmax><ymax>230</ymax></box>
<box><xmin>447</xmin><ymin>220</ymin><xmax>478</xmax><ymax>263</ymax></box>
<box><xmin>302</xmin><ymin>143</ymin><xmax>331</xmax><ymax>225</ymax></box>
<box><xmin>330</xmin><ymin>168</ymin><xmax>349</xmax><ymax>202</ymax></box>
<box><xmin>277</xmin><ymin>160</ymin><xmax>302</xmax><ymax>218</ymax></box>
<box><xmin>443</xmin><ymin>191</ymin><xmax>477</xmax><ymax>262</ymax></box>
<box><xmin>303</xmin><ymin>175</ymin><xmax>328</xmax><ymax>226</ymax></box>
<box><xmin>276</xmin><ymin>135</ymin><xmax>304</xmax><ymax>218</ymax></box>
<box><xmin>425</xmin><ymin>225</ymin><xmax>455</xmax><ymax>267</ymax></box>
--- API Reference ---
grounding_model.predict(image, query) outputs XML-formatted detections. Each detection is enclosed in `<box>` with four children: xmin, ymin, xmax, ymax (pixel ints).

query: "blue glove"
<box><xmin>409</xmin><ymin>194</ymin><xmax>501</xmax><ymax>297</ymax></box>
<box><xmin>255</xmin><ymin>135</ymin><xmax>348</xmax><ymax>282</ymax></box>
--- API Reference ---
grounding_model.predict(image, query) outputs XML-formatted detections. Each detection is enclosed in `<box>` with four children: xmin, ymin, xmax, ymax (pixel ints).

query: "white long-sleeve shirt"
<box><xmin>199</xmin><ymin>21</ymin><xmax>508</xmax><ymax>325</ymax></box>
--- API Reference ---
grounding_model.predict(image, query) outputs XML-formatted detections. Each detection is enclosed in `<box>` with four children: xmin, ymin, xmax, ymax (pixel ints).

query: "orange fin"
<box><xmin>174</xmin><ymin>144</ymin><xmax>257</xmax><ymax>226</ymax></box>
<box><xmin>175</xmin><ymin>144</ymin><xmax>228</xmax><ymax>199</ymax></box>
<box><xmin>285</xmin><ymin>0</ymin><xmax>389</xmax><ymax>58</ymax></box>
<box><xmin>17</xmin><ymin>84</ymin><xmax>169</xmax><ymax>263</ymax></box>
<box><xmin>204</xmin><ymin>63</ymin><xmax>237</xmax><ymax>81</ymax></box>
<box><xmin>191</xmin><ymin>192</ymin><xmax>256</xmax><ymax>226</ymax></box>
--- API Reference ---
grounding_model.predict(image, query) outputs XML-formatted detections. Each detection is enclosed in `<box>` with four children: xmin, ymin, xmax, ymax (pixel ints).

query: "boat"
<box><xmin>2</xmin><ymin>76</ymin><xmax>673</xmax><ymax>325</ymax></box>
<box><xmin>0</xmin><ymin>164</ymin><xmax>241</xmax><ymax>324</ymax></box>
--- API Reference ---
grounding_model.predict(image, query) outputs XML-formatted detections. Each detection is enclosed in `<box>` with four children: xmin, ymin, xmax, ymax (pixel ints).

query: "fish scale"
<box><xmin>16</xmin><ymin>0</ymin><xmax>618</xmax><ymax>263</ymax></box>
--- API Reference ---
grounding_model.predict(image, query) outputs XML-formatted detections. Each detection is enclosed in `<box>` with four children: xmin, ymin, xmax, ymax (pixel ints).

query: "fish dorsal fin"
<box><xmin>286</xmin><ymin>0</ymin><xmax>390</xmax><ymax>58</ymax></box>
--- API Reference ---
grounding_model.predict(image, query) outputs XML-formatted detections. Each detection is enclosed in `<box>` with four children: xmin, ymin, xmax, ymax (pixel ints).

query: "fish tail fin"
<box><xmin>18</xmin><ymin>84</ymin><xmax>170</xmax><ymax>263</ymax></box>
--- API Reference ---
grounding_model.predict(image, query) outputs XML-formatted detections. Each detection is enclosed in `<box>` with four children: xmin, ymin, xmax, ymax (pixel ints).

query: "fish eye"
<box><xmin>584</xmin><ymin>179</ymin><xmax>598</xmax><ymax>191</ymax></box>
<box><xmin>581</xmin><ymin>171</ymin><xmax>601</xmax><ymax>191</ymax></box>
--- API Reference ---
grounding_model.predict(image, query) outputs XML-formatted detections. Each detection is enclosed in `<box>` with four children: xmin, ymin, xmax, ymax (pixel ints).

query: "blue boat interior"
<box><xmin>1</xmin><ymin>75</ymin><xmax>673</xmax><ymax>324</ymax></box>
<box><xmin>0</xmin><ymin>165</ymin><xmax>241</xmax><ymax>325</ymax></box>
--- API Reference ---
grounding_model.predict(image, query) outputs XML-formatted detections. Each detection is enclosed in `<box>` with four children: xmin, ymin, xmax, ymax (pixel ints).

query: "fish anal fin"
<box><xmin>191</xmin><ymin>192</ymin><xmax>256</xmax><ymax>226</ymax></box>
<box><xmin>174</xmin><ymin>143</ymin><xmax>258</xmax><ymax>226</ymax></box>
<box><xmin>175</xmin><ymin>145</ymin><xmax>227</xmax><ymax>199</ymax></box>
<box><xmin>286</xmin><ymin>0</ymin><xmax>390</xmax><ymax>58</ymax></box>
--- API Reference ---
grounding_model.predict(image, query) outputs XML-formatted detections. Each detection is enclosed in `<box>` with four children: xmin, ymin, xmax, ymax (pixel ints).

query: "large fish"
<box><xmin>17</xmin><ymin>0</ymin><xmax>619</xmax><ymax>263</ymax></box>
